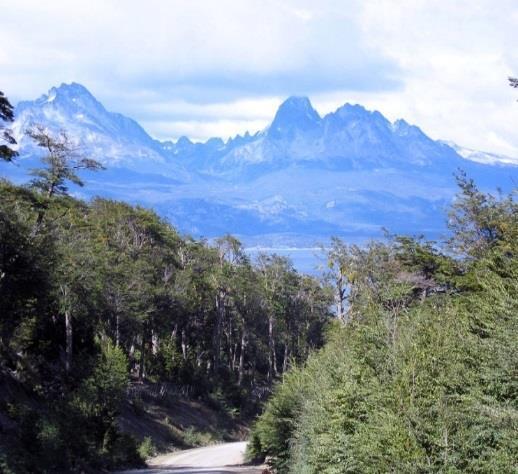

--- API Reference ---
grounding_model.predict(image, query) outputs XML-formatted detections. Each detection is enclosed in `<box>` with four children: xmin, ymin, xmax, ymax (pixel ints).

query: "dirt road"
<box><xmin>119</xmin><ymin>441</ymin><xmax>264</xmax><ymax>474</ymax></box>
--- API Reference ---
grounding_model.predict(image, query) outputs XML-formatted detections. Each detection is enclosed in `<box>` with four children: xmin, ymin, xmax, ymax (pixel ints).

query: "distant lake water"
<box><xmin>245</xmin><ymin>247</ymin><xmax>328</xmax><ymax>276</ymax></box>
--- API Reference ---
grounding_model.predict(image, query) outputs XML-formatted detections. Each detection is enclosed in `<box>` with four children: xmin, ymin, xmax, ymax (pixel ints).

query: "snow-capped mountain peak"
<box><xmin>3</xmin><ymin>82</ymin><xmax>516</xmax><ymax>263</ymax></box>
<box><xmin>268</xmin><ymin>96</ymin><xmax>321</xmax><ymax>139</ymax></box>
<box><xmin>32</xmin><ymin>82</ymin><xmax>102</xmax><ymax>112</ymax></box>
<box><xmin>12</xmin><ymin>83</ymin><xmax>188</xmax><ymax>176</ymax></box>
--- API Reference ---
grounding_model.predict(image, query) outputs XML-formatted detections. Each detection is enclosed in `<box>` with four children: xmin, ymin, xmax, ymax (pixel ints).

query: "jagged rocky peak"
<box><xmin>205</xmin><ymin>137</ymin><xmax>225</xmax><ymax>148</ymax></box>
<box><xmin>329</xmin><ymin>103</ymin><xmax>389</xmax><ymax>125</ymax></box>
<box><xmin>34</xmin><ymin>82</ymin><xmax>100</xmax><ymax>108</ymax></box>
<box><xmin>335</xmin><ymin>102</ymin><xmax>368</xmax><ymax>115</ymax></box>
<box><xmin>12</xmin><ymin>81</ymin><xmax>176</xmax><ymax>172</ymax></box>
<box><xmin>16</xmin><ymin>82</ymin><xmax>109</xmax><ymax>128</ymax></box>
<box><xmin>171</xmin><ymin>136</ymin><xmax>195</xmax><ymax>155</ymax></box>
<box><xmin>227</xmin><ymin>130</ymin><xmax>257</xmax><ymax>147</ymax></box>
<box><xmin>55</xmin><ymin>82</ymin><xmax>93</xmax><ymax>96</ymax></box>
<box><xmin>176</xmin><ymin>135</ymin><xmax>193</xmax><ymax>146</ymax></box>
<box><xmin>392</xmin><ymin>118</ymin><xmax>411</xmax><ymax>131</ymax></box>
<box><xmin>268</xmin><ymin>96</ymin><xmax>321</xmax><ymax>138</ymax></box>
<box><xmin>392</xmin><ymin>118</ymin><xmax>426</xmax><ymax>138</ymax></box>
<box><xmin>278</xmin><ymin>95</ymin><xmax>317</xmax><ymax>111</ymax></box>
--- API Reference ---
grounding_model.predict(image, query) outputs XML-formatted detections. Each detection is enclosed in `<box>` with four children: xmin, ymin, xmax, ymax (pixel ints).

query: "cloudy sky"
<box><xmin>1</xmin><ymin>0</ymin><xmax>518</xmax><ymax>156</ymax></box>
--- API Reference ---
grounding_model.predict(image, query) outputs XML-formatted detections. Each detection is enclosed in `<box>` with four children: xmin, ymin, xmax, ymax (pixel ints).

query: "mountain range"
<box><xmin>2</xmin><ymin>82</ymin><xmax>517</xmax><ymax>269</ymax></box>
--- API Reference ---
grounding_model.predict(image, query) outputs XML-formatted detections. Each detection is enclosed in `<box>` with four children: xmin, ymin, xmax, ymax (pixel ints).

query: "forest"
<box><xmin>0</xmin><ymin>177</ymin><xmax>333</xmax><ymax>472</ymax></box>
<box><xmin>1</xmin><ymin>89</ymin><xmax>517</xmax><ymax>473</ymax></box>
<box><xmin>248</xmin><ymin>176</ymin><xmax>518</xmax><ymax>472</ymax></box>
<box><xmin>0</xmin><ymin>97</ymin><xmax>333</xmax><ymax>472</ymax></box>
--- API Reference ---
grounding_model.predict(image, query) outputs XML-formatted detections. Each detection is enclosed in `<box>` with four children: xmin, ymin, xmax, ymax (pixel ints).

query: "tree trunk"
<box><xmin>336</xmin><ymin>272</ymin><xmax>347</xmax><ymax>322</ymax></box>
<box><xmin>61</xmin><ymin>284</ymin><xmax>73</xmax><ymax>373</ymax></box>
<box><xmin>238</xmin><ymin>326</ymin><xmax>247</xmax><ymax>386</ymax></box>
<box><xmin>129</xmin><ymin>339</ymin><xmax>137</xmax><ymax>374</ymax></box>
<box><xmin>115</xmin><ymin>312</ymin><xmax>120</xmax><ymax>347</ymax></box>
<box><xmin>151</xmin><ymin>328</ymin><xmax>159</xmax><ymax>355</ymax></box>
<box><xmin>181</xmin><ymin>329</ymin><xmax>187</xmax><ymax>360</ymax></box>
<box><xmin>212</xmin><ymin>289</ymin><xmax>225</xmax><ymax>372</ymax></box>
<box><xmin>232</xmin><ymin>343</ymin><xmax>238</xmax><ymax>372</ymax></box>
<box><xmin>267</xmin><ymin>314</ymin><xmax>277</xmax><ymax>382</ymax></box>
<box><xmin>228</xmin><ymin>343</ymin><xmax>234</xmax><ymax>372</ymax></box>
<box><xmin>282</xmin><ymin>343</ymin><xmax>289</xmax><ymax>373</ymax></box>
<box><xmin>65</xmin><ymin>308</ymin><xmax>72</xmax><ymax>373</ymax></box>
<box><xmin>229</xmin><ymin>318</ymin><xmax>235</xmax><ymax>371</ymax></box>
<box><xmin>139</xmin><ymin>332</ymin><xmax>146</xmax><ymax>381</ymax></box>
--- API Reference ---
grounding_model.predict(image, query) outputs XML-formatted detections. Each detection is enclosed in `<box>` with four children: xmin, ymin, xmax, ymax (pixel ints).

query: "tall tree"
<box><xmin>0</xmin><ymin>91</ymin><xmax>18</xmax><ymax>162</ymax></box>
<box><xmin>27</xmin><ymin>125</ymin><xmax>104</xmax><ymax>230</ymax></box>
<box><xmin>211</xmin><ymin>235</ymin><xmax>245</xmax><ymax>373</ymax></box>
<box><xmin>325</xmin><ymin>237</ymin><xmax>352</xmax><ymax>322</ymax></box>
<box><xmin>448</xmin><ymin>171</ymin><xmax>514</xmax><ymax>258</ymax></box>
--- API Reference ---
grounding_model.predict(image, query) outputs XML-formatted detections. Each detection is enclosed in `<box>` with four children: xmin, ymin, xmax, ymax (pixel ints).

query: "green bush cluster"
<box><xmin>249</xmin><ymin>178</ymin><xmax>518</xmax><ymax>473</ymax></box>
<box><xmin>1</xmin><ymin>342</ymin><xmax>143</xmax><ymax>472</ymax></box>
<box><xmin>138</xmin><ymin>436</ymin><xmax>156</xmax><ymax>459</ymax></box>
<box><xmin>0</xmin><ymin>173</ymin><xmax>331</xmax><ymax>472</ymax></box>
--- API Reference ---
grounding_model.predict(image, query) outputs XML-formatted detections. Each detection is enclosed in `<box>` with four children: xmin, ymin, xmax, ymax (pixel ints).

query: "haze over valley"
<box><xmin>3</xmin><ymin>82</ymin><xmax>517</xmax><ymax>270</ymax></box>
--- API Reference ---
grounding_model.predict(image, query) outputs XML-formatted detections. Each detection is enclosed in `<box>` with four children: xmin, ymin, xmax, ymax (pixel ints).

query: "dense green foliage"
<box><xmin>2</xmin><ymin>116</ymin><xmax>516</xmax><ymax>472</ymax></box>
<box><xmin>249</xmin><ymin>177</ymin><xmax>518</xmax><ymax>473</ymax></box>
<box><xmin>0</xmin><ymin>175</ymin><xmax>331</xmax><ymax>472</ymax></box>
<box><xmin>0</xmin><ymin>91</ymin><xmax>18</xmax><ymax>162</ymax></box>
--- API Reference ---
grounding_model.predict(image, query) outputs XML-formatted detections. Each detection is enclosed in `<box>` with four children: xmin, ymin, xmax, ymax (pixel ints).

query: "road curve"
<box><xmin>119</xmin><ymin>441</ymin><xmax>264</xmax><ymax>474</ymax></box>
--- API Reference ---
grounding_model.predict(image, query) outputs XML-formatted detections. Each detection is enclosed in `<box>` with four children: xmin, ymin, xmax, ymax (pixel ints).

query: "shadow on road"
<box><xmin>123</xmin><ymin>466</ymin><xmax>264</xmax><ymax>474</ymax></box>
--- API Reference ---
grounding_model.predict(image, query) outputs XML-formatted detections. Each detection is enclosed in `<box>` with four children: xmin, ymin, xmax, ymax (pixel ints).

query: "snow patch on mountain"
<box><xmin>13</xmin><ymin>83</ymin><xmax>189</xmax><ymax>179</ymax></box>
<box><xmin>237</xmin><ymin>195</ymin><xmax>304</xmax><ymax>218</ymax></box>
<box><xmin>442</xmin><ymin>141</ymin><xmax>518</xmax><ymax>166</ymax></box>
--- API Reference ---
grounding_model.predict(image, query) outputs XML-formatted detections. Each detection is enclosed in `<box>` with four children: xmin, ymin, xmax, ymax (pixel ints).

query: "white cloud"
<box><xmin>144</xmin><ymin>119</ymin><xmax>270</xmax><ymax>143</ymax></box>
<box><xmin>138</xmin><ymin>97</ymin><xmax>280</xmax><ymax>140</ymax></box>
<box><xmin>352</xmin><ymin>0</ymin><xmax>518</xmax><ymax>156</ymax></box>
<box><xmin>1</xmin><ymin>0</ymin><xmax>517</xmax><ymax>157</ymax></box>
<box><xmin>1</xmin><ymin>0</ymin><xmax>381</xmax><ymax>93</ymax></box>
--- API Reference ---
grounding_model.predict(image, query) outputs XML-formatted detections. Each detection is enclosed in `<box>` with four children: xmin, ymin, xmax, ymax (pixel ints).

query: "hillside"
<box><xmin>3</xmin><ymin>83</ymin><xmax>517</xmax><ymax>261</ymax></box>
<box><xmin>248</xmin><ymin>178</ymin><xmax>518</xmax><ymax>472</ymax></box>
<box><xmin>0</xmin><ymin>179</ymin><xmax>331</xmax><ymax>472</ymax></box>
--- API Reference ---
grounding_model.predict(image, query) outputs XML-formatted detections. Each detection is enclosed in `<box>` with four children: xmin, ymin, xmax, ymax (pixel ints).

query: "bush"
<box><xmin>138</xmin><ymin>436</ymin><xmax>156</xmax><ymax>459</ymax></box>
<box><xmin>182</xmin><ymin>427</ymin><xmax>217</xmax><ymax>447</ymax></box>
<box><xmin>249</xmin><ymin>186</ymin><xmax>518</xmax><ymax>473</ymax></box>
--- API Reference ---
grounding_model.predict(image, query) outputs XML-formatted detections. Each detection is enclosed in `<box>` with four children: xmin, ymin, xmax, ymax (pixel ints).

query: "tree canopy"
<box><xmin>0</xmin><ymin>175</ymin><xmax>332</xmax><ymax>472</ymax></box>
<box><xmin>248</xmin><ymin>181</ymin><xmax>518</xmax><ymax>473</ymax></box>
<box><xmin>0</xmin><ymin>91</ymin><xmax>18</xmax><ymax>162</ymax></box>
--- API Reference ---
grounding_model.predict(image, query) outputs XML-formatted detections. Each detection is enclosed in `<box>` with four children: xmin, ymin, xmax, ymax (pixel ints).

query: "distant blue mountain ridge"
<box><xmin>2</xmin><ymin>83</ymin><xmax>517</xmax><ymax>270</ymax></box>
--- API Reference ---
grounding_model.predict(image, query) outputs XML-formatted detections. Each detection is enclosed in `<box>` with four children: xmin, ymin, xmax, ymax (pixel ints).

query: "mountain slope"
<box><xmin>13</xmin><ymin>82</ymin><xmax>188</xmax><ymax>179</ymax></box>
<box><xmin>169</xmin><ymin>98</ymin><xmax>464</xmax><ymax>177</ymax></box>
<box><xmin>2</xmin><ymin>83</ymin><xmax>517</xmax><ymax>268</ymax></box>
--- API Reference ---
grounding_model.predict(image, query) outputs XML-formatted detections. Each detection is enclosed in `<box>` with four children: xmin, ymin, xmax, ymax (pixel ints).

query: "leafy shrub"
<box><xmin>182</xmin><ymin>427</ymin><xmax>217</xmax><ymax>447</ymax></box>
<box><xmin>138</xmin><ymin>436</ymin><xmax>156</xmax><ymax>459</ymax></box>
<box><xmin>250</xmin><ymin>182</ymin><xmax>518</xmax><ymax>473</ymax></box>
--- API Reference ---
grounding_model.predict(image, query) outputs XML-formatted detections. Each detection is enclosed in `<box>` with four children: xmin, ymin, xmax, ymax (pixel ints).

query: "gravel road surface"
<box><xmin>119</xmin><ymin>441</ymin><xmax>264</xmax><ymax>474</ymax></box>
